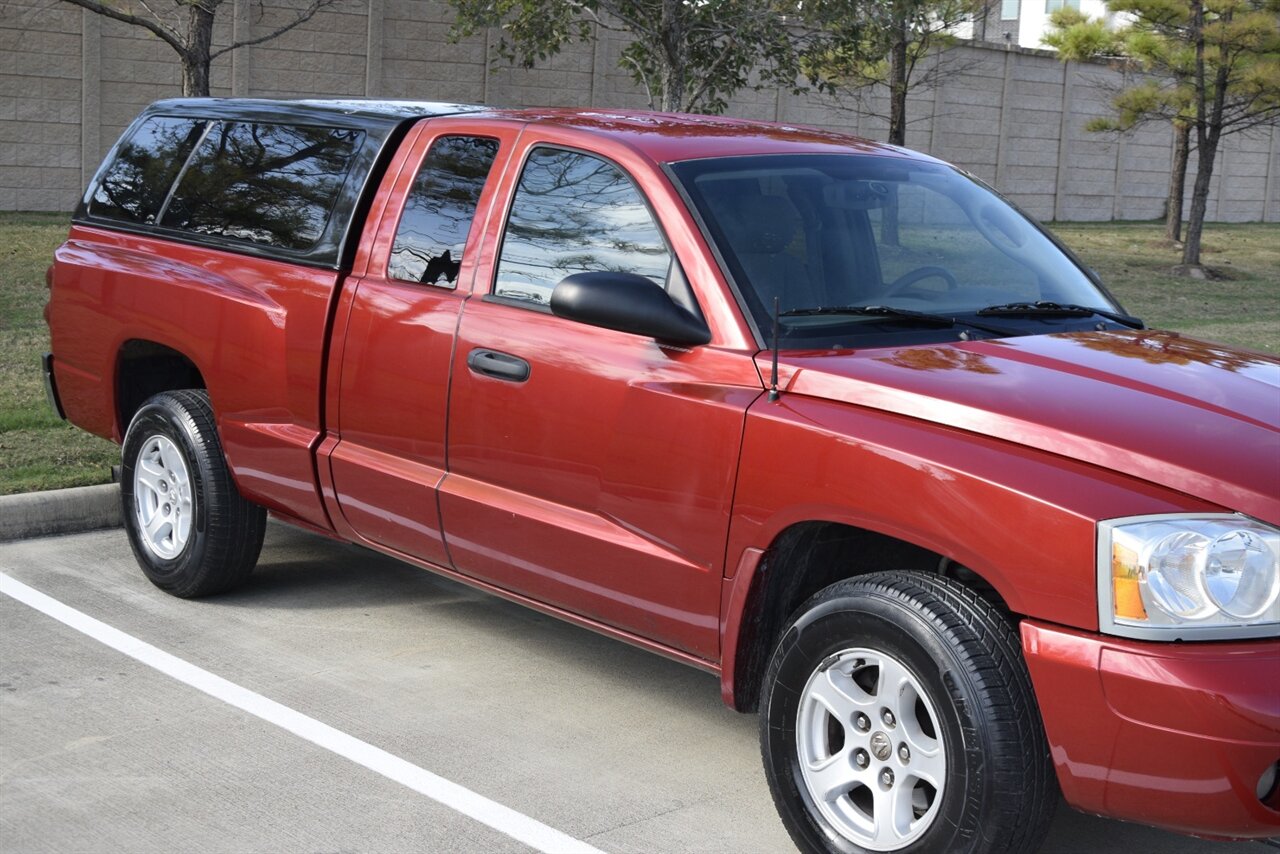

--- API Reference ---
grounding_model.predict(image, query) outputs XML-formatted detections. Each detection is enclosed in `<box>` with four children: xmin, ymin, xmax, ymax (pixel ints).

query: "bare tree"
<box><xmin>826</xmin><ymin>47</ymin><xmax>984</xmax><ymax>146</ymax></box>
<box><xmin>817</xmin><ymin>0</ymin><xmax>985</xmax><ymax>147</ymax></box>
<box><xmin>58</xmin><ymin>0</ymin><xmax>340</xmax><ymax>96</ymax></box>
<box><xmin>448</xmin><ymin>0</ymin><xmax>838</xmax><ymax>115</ymax></box>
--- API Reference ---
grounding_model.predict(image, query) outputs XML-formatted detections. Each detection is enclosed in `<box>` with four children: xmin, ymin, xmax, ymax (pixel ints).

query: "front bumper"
<box><xmin>1022</xmin><ymin>620</ymin><xmax>1280</xmax><ymax>839</ymax></box>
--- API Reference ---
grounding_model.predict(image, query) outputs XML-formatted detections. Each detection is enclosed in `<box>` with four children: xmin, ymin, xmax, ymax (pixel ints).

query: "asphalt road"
<box><xmin>0</xmin><ymin>522</ymin><xmax>1272</xmax><ymax>853</ymax></box>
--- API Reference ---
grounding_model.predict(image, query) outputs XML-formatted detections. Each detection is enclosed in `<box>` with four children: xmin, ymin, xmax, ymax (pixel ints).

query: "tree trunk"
<box><xmin>657</xmin><ymin>0</ymin><xmax>684</xmax><ymax>112</ymax></box>
<box><xmin>1181</xmin><ymin>134</ymin><xmax>1217</xmax><ymax>267</ymax></box>
<box><xmin>1164</xmin><ymin>121</ymin><xmax>1189</xmax><ymax>243</ymax></box>
<box><xmin>879</xmin><ymin>14</ymin><xmax>908</xmax><ymax>247</ymax></box>
<box><xmin>887</xmin><ymin>24</ymin><xmax>908</xmax><ymax>146</ymax></box>
<box><xmin>182</xmin><ymin>1</ymin><xmax>216</xmax><ymax>96</ymax></box>
<box><xmin>181</xmin><ymin>54</ymin><xmax>210</xmax><ymax>97</ymax></box>
<box><xmin>1180</xmin><ymin>0</ymin><xmax>1230</xmax><ymax>270</ymax></box>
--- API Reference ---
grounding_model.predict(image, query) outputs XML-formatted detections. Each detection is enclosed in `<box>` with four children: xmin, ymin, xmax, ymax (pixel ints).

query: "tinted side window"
<box><xmin>89</xmin><ymin>116</ymin><xmax>206</xmax><ymax>224</ymax></box>
<box><xmin>388</xmin><ymin>136</ymin><xmax>500</xmax><ymax>286</ymax></box>
<box><xmin>162</xmin><ymin>122</ymin><xmax>363</xmax><ymax>250</ymax></box>
<box><xmin>494</xmin><ymin>148</ymin><xmax>670</xmax><ymax>305</ymax></box>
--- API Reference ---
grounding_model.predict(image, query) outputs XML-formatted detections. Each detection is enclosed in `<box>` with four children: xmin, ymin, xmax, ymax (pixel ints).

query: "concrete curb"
<box><xmin>0</xmin><ymin>484</ymin><xmax>122</xmax><ymax>542</ymax></box>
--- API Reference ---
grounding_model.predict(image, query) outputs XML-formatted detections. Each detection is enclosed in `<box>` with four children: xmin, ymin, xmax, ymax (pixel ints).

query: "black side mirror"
<box><xmin>550</xmin><ymin>272</ymin><xmax>711</xmax><ymax>346</ymax></box>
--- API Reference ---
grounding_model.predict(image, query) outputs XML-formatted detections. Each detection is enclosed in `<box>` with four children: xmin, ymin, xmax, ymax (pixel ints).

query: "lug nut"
<box><xmin>899</xmin><ymin>744</ymin><xmax>910</xmax><ymax>762</ymax></box>
<box><xmin>854</xmin><ymin>749</ymin><xmax>869</xmax><ymax>768</ymax></box>
<box><xmin>162</xmin><ymin>503</ymin><xmax>171</xmax><ymax>513</ymax></box>
<box><xmin>855</xmin><ymin>713</ymin><xmax>870</xmax><ymax>732</ymax></box>
<box><xmin>882</xmin><ymin>709</ymin><xmax>896</xmax><ymax>728</ymax></box>
<box><xmin>880</xmin><ymin>768</ymin><xmax>894</xmax><ymax>788</ymax></box>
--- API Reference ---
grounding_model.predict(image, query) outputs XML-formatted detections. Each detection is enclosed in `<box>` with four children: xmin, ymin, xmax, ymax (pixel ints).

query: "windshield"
<box><xmin>669</xmin><ymin>154</ymin><xmax>1122</xmax><ymax>348</ymax></box>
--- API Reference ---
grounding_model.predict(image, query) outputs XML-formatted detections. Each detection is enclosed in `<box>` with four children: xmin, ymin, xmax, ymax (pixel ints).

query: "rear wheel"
<box><xmin>760</xmin><ymin>571</ymin><xmax>1056</xmax><ymax>854</ymax></box>
<box><xmin>121</xmin><ymin>390</ymin><xmax>265</xmax><ymax>597</ymax></box>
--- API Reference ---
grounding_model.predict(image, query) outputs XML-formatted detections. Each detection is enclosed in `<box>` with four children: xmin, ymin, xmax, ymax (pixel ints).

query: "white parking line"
<box><xmin>0</xmin><ymin>572</ymin><xmax>606</xmax><ymax>854</ymax></box>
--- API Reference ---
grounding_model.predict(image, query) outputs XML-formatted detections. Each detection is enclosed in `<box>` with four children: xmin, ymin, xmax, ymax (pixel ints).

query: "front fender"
<box><xmin>717</xmin><ymin>394</ymin><xmax>1223</xmax><ymax>708</ymax></box>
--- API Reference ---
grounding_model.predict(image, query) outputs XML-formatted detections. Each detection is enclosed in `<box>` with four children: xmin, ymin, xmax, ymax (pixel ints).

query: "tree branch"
<box><xmin>570</xmin><ymin>4</ymin><xmax>627</xmax><ymax>34</ymax></box>
<box><xmin>619</xmin><ymin>52</ymin><xmax>657</xmax><ymax>109</ymax></box>
<box><xmin>589</xmin><ymin>0</ymin><xmax>650</xmax><ymax>38</ymax></box>
<box><xmin>684</xmin><ymin>34</ymin><xmax>741</xmax><ymax>112</ymax></box>
<box><xmin>210</xmin><ymin>0</ymin><xmax>338</xmax><ymax>58</ymax></box>
<box><xmin>59</xmin><ymin>0</ymin><xmax>185</xmax><ymax>53</ymax></box>
<box><xmin>134</xmin><ymin>0</ymin><xmax>183</xmax><ymax>40</ymax></box>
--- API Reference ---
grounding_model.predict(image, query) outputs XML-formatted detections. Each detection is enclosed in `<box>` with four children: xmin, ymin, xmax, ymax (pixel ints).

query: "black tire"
<box><xmin>120</xmin><ymin>389</ymin><xmax>265</xmax><ymax>597</ymax></box>
<box><xmin>760</xmin><ymin>571</ymin><xmax>1056</xmax><ymax>854</ymax></box>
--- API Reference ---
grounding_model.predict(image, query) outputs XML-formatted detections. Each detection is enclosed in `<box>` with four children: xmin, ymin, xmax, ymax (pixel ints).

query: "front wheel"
<box><xmin>121</xmin><ymin>389</ymin><xmax>266</xmax><ymax>598</ymax></box>
<box><xmin>760</xmin><ymin>571</ymin><xmax>1056</xmax><ymax>854</ymax></box>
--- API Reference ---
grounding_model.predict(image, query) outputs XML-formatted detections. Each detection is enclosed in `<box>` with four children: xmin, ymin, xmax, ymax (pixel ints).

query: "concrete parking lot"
<box><xmin>1</xmin><ymin>521</ymin><xmax>1272</xmax><ymax>853</ymax></box>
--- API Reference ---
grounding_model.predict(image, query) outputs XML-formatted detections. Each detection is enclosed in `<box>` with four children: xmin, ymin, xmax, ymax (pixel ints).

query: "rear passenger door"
<box><xmin>440</xmin><ymin>139</ymin><xmax>762</xmax><ymax>661</ymax></box>
<box><xmin>326</xmin><ymin>119</ymin><xmax>519</xmax><ymax>564</ymax></box>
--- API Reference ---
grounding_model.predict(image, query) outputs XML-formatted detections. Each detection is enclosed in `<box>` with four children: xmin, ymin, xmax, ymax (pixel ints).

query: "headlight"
<box><xmin>1098</xmin><ymin>514</ymin><xmax>1280</xmax><ymax>640</ymax></box>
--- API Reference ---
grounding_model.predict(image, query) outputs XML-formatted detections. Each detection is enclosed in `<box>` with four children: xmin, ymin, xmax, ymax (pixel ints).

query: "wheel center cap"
<box><xmin>870</xmin><ymin>731</ymin><xmax>892</xmax><ymax>761</ymax></box>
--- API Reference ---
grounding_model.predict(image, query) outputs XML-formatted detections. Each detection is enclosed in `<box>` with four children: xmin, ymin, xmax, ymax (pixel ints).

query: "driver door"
<box><xmin>439</xmin><ymin>140</ymin><xmax>762</xmax><ymax>660</ymax></box>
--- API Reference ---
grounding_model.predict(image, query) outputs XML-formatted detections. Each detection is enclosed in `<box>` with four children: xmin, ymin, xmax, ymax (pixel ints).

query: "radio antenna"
<box><xmin>768</xmin><ymin>296</ymin><xmax>781</xmax><ymax>402</ymax></box>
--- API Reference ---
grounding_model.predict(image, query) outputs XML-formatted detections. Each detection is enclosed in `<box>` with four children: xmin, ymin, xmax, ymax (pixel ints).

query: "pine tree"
<box><xmin>1045</xmin><ymin>1</ymin><xmax>1280</xmax><ymax>272</ymax></box>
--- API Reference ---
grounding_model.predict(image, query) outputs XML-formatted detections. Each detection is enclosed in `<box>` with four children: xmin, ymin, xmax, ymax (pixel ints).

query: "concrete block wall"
<box><xmin>1</xmin><ymin>0</ymin><xmax>1277</xmax><ymax>221</ymax></box>
<box><xmin>248</xmin><ymin>3</ymin><xmax>369</xmax><ymax>98</ymax></box>
<box><xmin>381</xmin><ymin>1</ymin><xmax>487</xmax><ymax>102</ymax></box>
<box><xmin>1</xmin><ymin>2</ymin><xmax>84</xmax><ymax>210</ymax></box>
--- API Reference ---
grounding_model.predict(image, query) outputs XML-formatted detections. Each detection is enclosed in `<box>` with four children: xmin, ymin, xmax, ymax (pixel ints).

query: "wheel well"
<box><xmin>730</xmin><ymin>521</ymin><xmax>1013</xmax><ymax>713</ymax></box>
<box><xmin>116</xmin><ymin>340</ymin><xmax>206</xmax><ymax>437</ymax></box>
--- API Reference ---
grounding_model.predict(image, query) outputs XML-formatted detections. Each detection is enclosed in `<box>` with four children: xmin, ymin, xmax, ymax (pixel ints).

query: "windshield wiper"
<box><xmin>779</xmin><ymin>305</ymin><xmax>1023</xmax><ymax>338</ymax></box>
<box><xmin>976</xmin><ymin>301</ymin><xmax>1143</xmax><ymax>329</ymax></box>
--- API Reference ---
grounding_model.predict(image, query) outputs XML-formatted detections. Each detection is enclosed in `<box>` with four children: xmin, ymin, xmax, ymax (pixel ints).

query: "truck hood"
<box><xmin>776</xmin><ymin>330</ymin><xmax>1280</xmax><ymax>523</ymax></box>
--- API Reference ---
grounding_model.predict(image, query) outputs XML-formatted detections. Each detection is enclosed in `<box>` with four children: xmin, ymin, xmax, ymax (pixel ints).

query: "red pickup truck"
<box><xmin>45</xmin><ymin>98</ymin><xmax>1279</xmax><ymax>853</ymax></box>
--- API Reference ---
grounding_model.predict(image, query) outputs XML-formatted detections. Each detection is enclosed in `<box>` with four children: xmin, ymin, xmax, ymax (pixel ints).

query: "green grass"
<box><xmin>1</xmin><ymin>212</ymin><xmax>118</xmax><ymax>495</ymax></box>
<box><xmin>1</xmin><ymin>214</ymin><xmax>1277</xmax><ymax>496</ymax></box>
<box><xmin>1049</xmin><ymin>221</ymin><xmax>1280</xmax><ymax>354</ymax></box>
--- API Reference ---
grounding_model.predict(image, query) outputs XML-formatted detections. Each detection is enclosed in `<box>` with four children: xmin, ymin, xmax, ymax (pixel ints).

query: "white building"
<box><xmin>958</xmin><ymin>0</ymin><xmax>1122</xmax><ymax>51</ymax></box>
<box><xmin>1017</xmin><ymin>0</ymin><xmax>1120</xmax><ymax>49</ymax></box>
